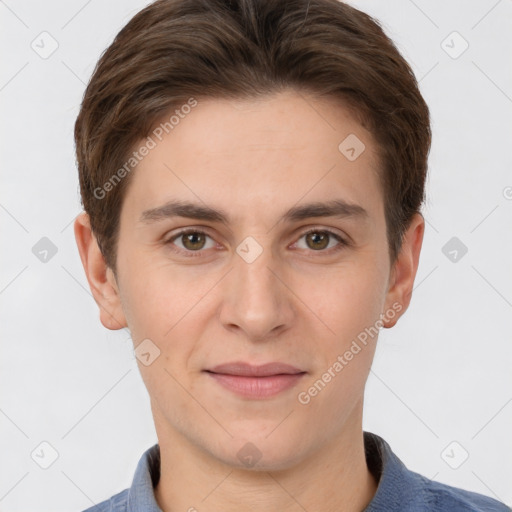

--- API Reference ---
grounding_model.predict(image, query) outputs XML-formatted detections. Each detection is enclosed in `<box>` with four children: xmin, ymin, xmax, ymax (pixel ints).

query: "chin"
<box><xmin>211</xmin><ymin>434</ymin><xmax>307</xmax><ymax>472</ymax></box>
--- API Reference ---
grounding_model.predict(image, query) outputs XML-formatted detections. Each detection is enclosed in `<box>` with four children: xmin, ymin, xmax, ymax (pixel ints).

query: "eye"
<box><xmin>165</xmin><ymin>229</ymin><xmax>216</xmax><ymax>257</ymax></box>
<box><xmin>293</xmin><ymin>228</ymin><xmax>348</xmax><ymax>254</ymax></box>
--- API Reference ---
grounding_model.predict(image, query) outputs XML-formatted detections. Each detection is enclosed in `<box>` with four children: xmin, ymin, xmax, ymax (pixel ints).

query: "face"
<box><xmin>76</xmin><ymin>89</ymin><xmax>424</xmax><ymax>470</ymax></box>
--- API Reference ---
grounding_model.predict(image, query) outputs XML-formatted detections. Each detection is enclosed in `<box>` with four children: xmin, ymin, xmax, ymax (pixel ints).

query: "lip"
<box><xmin>207</xmin><ymin>361</ymin><xmax>304</xmax><ymax>377</ymax></box>
<box><xmin>204</xmin><ymin>361</ymin><xmax>306</xmax><ymax>399</ymax></box>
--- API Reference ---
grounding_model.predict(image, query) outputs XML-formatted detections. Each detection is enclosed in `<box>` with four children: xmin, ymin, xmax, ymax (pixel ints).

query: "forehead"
<box><xmin>121</xmin><ymin>90</ymin><xmax>383</xmax><ymax>226</ymax></box>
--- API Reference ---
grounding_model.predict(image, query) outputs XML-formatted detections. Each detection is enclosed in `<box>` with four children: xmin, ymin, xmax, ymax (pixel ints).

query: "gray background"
<box><xmin>1</xmin><ymin>0</ymin><xmax>511</xmax><ymax>510</ymax></box>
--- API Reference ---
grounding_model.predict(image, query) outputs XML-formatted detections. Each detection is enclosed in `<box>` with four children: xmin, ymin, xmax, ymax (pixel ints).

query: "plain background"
<box><xmin>1</xmin><ymin>0</ymin><xmax>511</xmax><ymax>510</ymax></box>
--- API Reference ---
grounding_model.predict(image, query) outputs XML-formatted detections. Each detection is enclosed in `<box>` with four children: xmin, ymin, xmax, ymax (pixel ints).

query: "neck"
<box><xmin>153</xmin><ymin>400</ymin><xmax>378</xmax><ymax>512</ymax></box>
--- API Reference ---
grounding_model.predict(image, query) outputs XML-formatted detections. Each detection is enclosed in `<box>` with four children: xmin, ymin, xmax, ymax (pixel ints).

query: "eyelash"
<box><xmin>164</xmin><ymin>227</ymin><xmax>349</xmax><ymax>258</ymax></box>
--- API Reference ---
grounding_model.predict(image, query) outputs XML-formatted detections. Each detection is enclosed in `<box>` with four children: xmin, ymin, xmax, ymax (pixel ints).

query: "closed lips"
<box><xmin>205</xmin><ymin>362</ymin><xmax>306</xmax><ymax>377</ymax></box>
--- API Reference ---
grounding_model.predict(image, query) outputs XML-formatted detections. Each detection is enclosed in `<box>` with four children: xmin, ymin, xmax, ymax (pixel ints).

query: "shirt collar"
<box><xmin>126</xmin><ymin>442</ymin><xmax>162</xmax><ymax>511</ymax></box>
<box><xmin>125</xmin><ymin>431</ymin><xmax>421</xmax><ymax>511</ymax></box>
<box><xmin>362</xmin><ymin>431</ymin><xmax>425</xmax><ymax>510</ymax></box>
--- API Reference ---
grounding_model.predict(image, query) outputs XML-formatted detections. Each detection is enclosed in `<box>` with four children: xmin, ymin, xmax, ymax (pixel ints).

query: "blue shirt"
<box><xmin>82</xmin><ymin>431</ymin><xmax>510</xmax><ymax>511</ymax></box>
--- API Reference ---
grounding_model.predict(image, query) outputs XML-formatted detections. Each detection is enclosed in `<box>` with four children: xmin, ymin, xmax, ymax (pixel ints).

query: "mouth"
<box><xmin>203</xmin><ymin>361</ymin><xmax>307</xmax><ymax>399</ymax></box>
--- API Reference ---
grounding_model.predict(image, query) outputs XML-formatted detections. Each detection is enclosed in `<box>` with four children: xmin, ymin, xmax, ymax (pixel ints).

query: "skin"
<box><xmin>75</xmin><ymin>89</ymin><xmax>424</xmax><ymax>512</ymax></box>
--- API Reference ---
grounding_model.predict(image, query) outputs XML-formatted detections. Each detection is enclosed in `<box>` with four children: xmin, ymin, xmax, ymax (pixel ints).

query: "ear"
<box><xmin>73</xmin><ymin>212</ymin><xmax>128</xmax><ymax>330</ymax></box>
<box><xmin>382</xmin><ymin>212</ymin><xmax>425</xmax><ymax>328</ymax></box>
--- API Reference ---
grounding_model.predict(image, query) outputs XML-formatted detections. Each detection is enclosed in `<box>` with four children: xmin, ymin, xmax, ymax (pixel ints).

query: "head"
<box><xmin>74</xmin><ymin>0</ymin><xmax>430</xmax><ymax>469</ymax></box>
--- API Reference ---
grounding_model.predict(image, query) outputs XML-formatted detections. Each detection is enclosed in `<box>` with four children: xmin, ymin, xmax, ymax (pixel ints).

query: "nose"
<box><xmin>218</xmin><ymin>238</ymin><xmax>294</xmax><ymax>342</ymax></box>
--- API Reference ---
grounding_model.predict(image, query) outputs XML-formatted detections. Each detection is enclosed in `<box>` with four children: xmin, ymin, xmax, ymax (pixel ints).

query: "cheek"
<box><xmin>298</xmin><ymin>276</ymin><xmax>381</xmax><ymax>412</ymax></box>
<box><xmin>120</xmin><ymin>280</ymin><xmax>167</xmax><ymax>340</ymax></box>
<box><xmin>120</xmin><ymin>262</ymin><xmax>213</xmax><ymax>367</ymax></box>
<box><xmin>309</xmin><ymin>263</ymin><xmax>385</xmax><ymax>338</ymax></box>
<box><xmin>118</xmin><ymin>256</ymin><xmax>188</xmax><ymax>335</ymax></box>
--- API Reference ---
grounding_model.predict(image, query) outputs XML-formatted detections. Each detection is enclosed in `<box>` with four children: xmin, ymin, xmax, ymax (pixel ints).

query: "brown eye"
<box><xmin>166</xmin><ymin>229</ymin><xmax>215</xmax><ymax>256</ymax></box>
<box><xmin>295</xmin><ymin>228</ymin><xmax>348</xmax><ymax>253</ymax></box>
<box><xmin>305</xmin><ymin>231</ymin><xmax>329</xmax><ymax>250</ymax></box>
<box><xmin>181</xmin><ymin>231</ymin><xmax>207</xmax><ymax>251</ymax></box>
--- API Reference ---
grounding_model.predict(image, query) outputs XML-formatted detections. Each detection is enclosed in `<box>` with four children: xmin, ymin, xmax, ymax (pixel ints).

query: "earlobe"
<box><xmin>382</xmin><ymin>213</ymin><xmax>425</xmax><ymax>329</ymax></box>
<box><xmin>73</xmin><ymin>212</ymin><xmax>128</xmax><ymax>330</ymax></box>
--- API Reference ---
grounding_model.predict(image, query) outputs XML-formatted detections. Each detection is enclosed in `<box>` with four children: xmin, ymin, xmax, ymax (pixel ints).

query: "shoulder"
<box><xmin>363</xmin><ymin>432</ymin><xmax>510</xmax><ymax>512</ymax></box>
<box><xmin>80</xmin><ymin>488</ymin><xmax>129</xmax><ymax>512</ymax></box>
<box><xmin>416</xmin><ymin>471</ymin><xmax>510</xmax><ymax>511</ymax></box>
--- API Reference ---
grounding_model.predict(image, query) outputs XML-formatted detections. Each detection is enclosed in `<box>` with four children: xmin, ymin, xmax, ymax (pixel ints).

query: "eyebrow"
<box><xmin>139</xmin><ymin>198</ymin><xmax>369</xmax><ymax>226</ymax></box>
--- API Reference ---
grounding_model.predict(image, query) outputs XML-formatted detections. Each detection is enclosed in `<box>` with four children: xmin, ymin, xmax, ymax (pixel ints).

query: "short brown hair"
<box><xmin>74</xmin><ymin>0</ymin><xmax>431</xmax><ymax>275</ymax></box>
